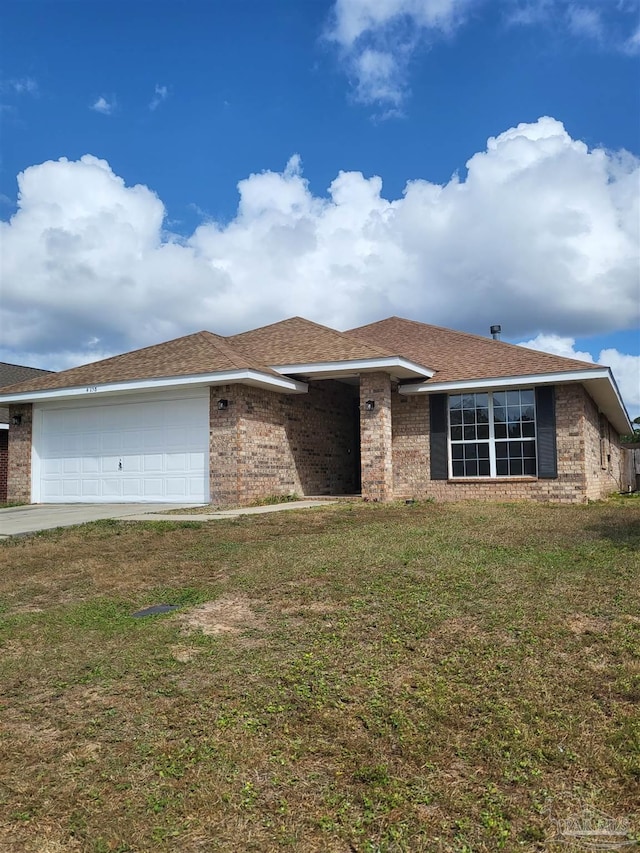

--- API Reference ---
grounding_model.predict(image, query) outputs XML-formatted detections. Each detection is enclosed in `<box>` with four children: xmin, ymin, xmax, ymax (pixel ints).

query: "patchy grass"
<box><xmin>0</xmin><ymin>500</ymin><xmax>639</xmax><ymax>852</ymax></box>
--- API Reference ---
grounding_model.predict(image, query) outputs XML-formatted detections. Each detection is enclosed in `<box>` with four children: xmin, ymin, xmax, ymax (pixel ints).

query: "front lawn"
<box><xmin>1</xmin><ymin>500</ymin><xmax>638</xmax><ymax>852</ymax></box>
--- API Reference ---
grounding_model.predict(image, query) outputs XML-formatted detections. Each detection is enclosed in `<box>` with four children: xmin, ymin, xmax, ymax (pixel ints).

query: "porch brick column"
<box><xmin>8</xmin><ymin>403</ymin><xmax>33</xmax><ymax>504</ymax></box>
<box><xmin>360</xmin><ymin>372</ymin><xmax>393</xmax><ymax>502</ymax></box>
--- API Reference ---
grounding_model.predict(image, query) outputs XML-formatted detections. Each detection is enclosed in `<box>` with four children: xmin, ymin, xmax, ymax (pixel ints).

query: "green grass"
<box><xmin>1</xmin><ymin>499</ymin><xmax>639</xmax><ymax>852</ymax></box>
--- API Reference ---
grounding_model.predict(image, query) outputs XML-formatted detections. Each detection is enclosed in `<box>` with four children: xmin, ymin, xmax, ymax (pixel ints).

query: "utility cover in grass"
<box><xmin>132</xmin><ymin>604</ymin><xmax>180</xmax><ymax>617</ymax></box>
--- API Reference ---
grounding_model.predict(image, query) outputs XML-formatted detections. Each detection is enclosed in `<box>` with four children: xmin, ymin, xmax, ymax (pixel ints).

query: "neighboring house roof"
<box><xmin>0</xmin><ymin>362</ymin><xmax>53</xmax><ymax>424</ymax></box>
<box><xmin>347</xmin><ymin>317</ymin><xmax>602</xmax><ymax>383</ymax></box>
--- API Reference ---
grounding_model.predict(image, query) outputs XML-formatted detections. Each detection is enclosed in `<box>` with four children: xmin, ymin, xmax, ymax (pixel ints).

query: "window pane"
<box><xmin>508</xmin><ymin>422</ymin><xmax>522</xmax><ymax>438</ymax></box>
<box><xmin>507</xmin><ymin>406</ymin><xmax>521</xmax><ymax>422</ymax></box>
<box><xmin>495</xmin><ymin>423</ymin><xmax>507</xmax><ymax>439</ymax></box>
<box><xmin>478</xmin><ymin>443</ymin><xmax>490</xmax><ymax>458</ymax></box>
<box><xmin>451</xmin><ymin>426</ymin><xmax>463</xmax><ymax>441</ymax></box>
<box><xmin>493</xmin><ymin>392</ymin><xmax>506</xmax><ymax>407</ymax></box>
<box><xmin>495</xmin><ymin>441</ymin><xmax>507</xmax><ymax>460</ymax></box>
<box><xmin>509</xmin><ymin>441</ymin><xmax>523</xmax><ymax>459</ymax></box>
<box><xmin>463</xmin><ymin>409</ymin><xmax>476</xmax><ymax>425</ymax></box>
<box><xmin>496</xmin><ymin>459</ymin><xmax>508</xmax><ymax>476</ymax></box>
<box><xmin>450</xmin><ymin>395</ymin><xmax>462</xmax><ymax>410</ymax></box>
<box><xmin>466</xmin><ymin>460</ymin><xmax>478</xmax><ymax>477</ymax></box>
<box><xmin>478</xmin><ymin>458</ymin><xmax>490</xmax><ymax>476</ymax></box>
<box><xmin>521</xmin><ymin>389</ymin><xmax>534</xmax><ymax>405</ymax></box>
<box><xmin>493</xmin><ymin>406</ymin><xmax>506</xmax><ymax>423</ymax></box>
<box><xmin>476</xmin><ymin>393</ymin><xmax>488</xmax><ymax>408</ymax></box>
<box><xmin>477</xmin><ymin>406</ymin><xmax>489</xmax><ymax>424</ymax></box>
<box><xmin>464</xmin><ymin>426</ymin><xmax>476</xmax><ymax>441</ymax></box>
<box><xmin>522</xmin><ymin>421</ymin><xmax>535</xmax><ymax>438</ymax></box>
<box><xmin>450</xmin><ymin>409</ymin><xmax>462</xmax><ymax>425</ymax></box>
<box><xmin>477</xmin><ymin>424</ymin><xmax>489</xmax><ymax>439</ymax></box>
<box><xmin>510</xmin><ymin>459</ymin><xmax>523</xmax><ymax>476</ymax></box>
<box><xmin>521</xmin><ymin>405</ymin><xmax>535</xmax><ymax>422</ymax></box>
<box><xmin>452</xmin><ymin>461</ymin><xmax>465</xmax><ymax>477</ymax></box>
<box><xmin>507</xmin><ymin>390</ymin><xmax>521</xmax><ymax>405</ymax></box>
<box><xmin>524</xmin><ymin>458</ymin><xmax>536</xmax><ymax>475</ymax></box>
<box><xmin>464</xmin><ymin>444</ymin><xmax>480</xmax><ymax>460</ymax></box>
<box><xmin>463</xmin><ymin>394</ymin><xmax>475</xmax><ymax>409</ymax></box>
<box><xmin>452</xmin><ymin>444</ymin><xmax>463</xmax><ymax>460</ymax></box>
<box><xmin>523</xmin><ymin>440</ymin><xmax>536</xmax><ymax>459</ymax></box>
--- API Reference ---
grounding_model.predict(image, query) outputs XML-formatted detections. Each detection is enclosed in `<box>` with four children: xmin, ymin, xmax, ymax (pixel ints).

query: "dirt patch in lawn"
<box><xmin>179</xmin><ymin>595</ymin><xmax>266</xmax><ymax>637</ymax></box>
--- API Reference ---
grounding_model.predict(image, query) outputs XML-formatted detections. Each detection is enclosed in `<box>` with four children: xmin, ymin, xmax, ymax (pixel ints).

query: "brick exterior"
<box><xmin>209</xmin><ymin>380</ymin><xmax>359</xmax><ymax>506</ymax></box>
<box><xmin>0</xmin><ymin>430</ymin><xmax>8</xmax><ymax>503</ymax></box>
<box><xmin>392</xmin><ymin>382</ymin><xmax>625</xmax><ymax>504</ymax></box>
<box><xmin>359</xmin><ymin>372</ymin><xmax>393</xmax><ymax>502</ymax></box>
<box><xmin>7</xmin><ymin>381</ymin><xmax>627</xmax><ymax>507</ymax></box>
<box><xmin>7</xmin><ymin>404</ymin><xmax>33</xmax><ymax>504</ymax></box>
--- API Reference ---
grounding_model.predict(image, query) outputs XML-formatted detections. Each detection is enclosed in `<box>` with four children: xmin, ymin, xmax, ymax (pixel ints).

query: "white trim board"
<box><xmin>0</xmin><ymin>369</ymin><xmax>308</xmax><ymax>405</ymax></box>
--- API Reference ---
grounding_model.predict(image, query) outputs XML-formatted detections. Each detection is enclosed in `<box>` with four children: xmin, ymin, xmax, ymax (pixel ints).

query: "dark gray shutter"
<box><xmin>430</xmin><ymin>393</ymin><xmax>449</xmax><ymax>480</ymax></box>
<box><xmin>535</xmin><ymin>386</ymin><xmax>557</xmax><ymax>479</ymax></box>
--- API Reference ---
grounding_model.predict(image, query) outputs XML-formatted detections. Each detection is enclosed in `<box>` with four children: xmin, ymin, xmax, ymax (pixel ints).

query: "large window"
<box><xmin>449</xmin><ymin>390</ymin><xmax>537</xmax><ymax>478</ymax></box>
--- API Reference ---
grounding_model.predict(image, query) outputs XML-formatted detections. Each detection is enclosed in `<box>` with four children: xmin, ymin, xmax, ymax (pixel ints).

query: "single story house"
<box><xmin>0</xmin><ymin>361</ymin><xmax>54</xmax><ymax>503</ymax></box>
<box><xmin>0</xmin><ymin>317</ymin><xmax>632</xmax><ymax>505</ymax></box>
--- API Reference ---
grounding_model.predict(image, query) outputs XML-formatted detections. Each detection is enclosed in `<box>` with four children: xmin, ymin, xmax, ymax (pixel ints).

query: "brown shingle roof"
<box><xmin>228</xmin><ymin>317</ymin><xmax>394</xmax><ymax>365</ymax></box>
<box><xmin>347</xmin><ymin>317</ymin><xmax>602</xmax><ymax>383</ymax></box>
<box><xmin>0</xmin><ymin>331</ymin><xmax>280</xmax><ymax>395</ymax></box>
<box><xmin>0</xmin><ymin>362</ymin><xmax>53</xmax><ymax>421</ymax></box>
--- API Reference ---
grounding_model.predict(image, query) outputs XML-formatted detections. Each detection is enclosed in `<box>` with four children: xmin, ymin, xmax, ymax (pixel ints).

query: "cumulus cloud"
<box><xmin>90</xmin><ymin>96</ymin><xmax>116</xmax><ymax>115</ymax></box>
<box><xmin>149</xmin><ymin>84</ymin><xmax>169</xmax><ymax>111</ymax></box>
<box><xmin>8</xmin><ymin>77</ymin><xmax>38</xmax><ymax>95</ymax></box>
<box><xmin>518</xmin><ymin>334</ymin><xmax>640</xmax><ymax>419</ymax></box>
<box><xmin>0</xmin><ymin>118</ymin><xmax>638</xmax><ymax>410</ymax></box>
<box><xmin>327</xmin><ymin>0</ymin><xmax>640</xmax><ymax>109</ymax></box>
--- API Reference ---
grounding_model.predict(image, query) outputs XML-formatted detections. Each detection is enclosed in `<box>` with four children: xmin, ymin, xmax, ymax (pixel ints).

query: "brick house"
<box><xmin>0</xmin><ymin>317</ymin><xmax>632</xmax><ymax>505</ymax></box>
<box><xmin>0</xmin><ymin>362</ymin><xmax>53</xmax><ymax>503</ymax></box>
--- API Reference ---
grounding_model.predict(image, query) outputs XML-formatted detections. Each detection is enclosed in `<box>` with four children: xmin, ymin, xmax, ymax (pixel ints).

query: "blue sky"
<box><xmin>1</xmin><ymin>0</ymin><xmax>639</xmax><ymax>416</ymax></box>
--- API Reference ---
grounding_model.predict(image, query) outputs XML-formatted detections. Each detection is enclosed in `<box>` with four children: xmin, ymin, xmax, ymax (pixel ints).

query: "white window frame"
<box><xmin>448</xmin><ymin>389</ymin><xmax>538</xmax><ymax>479</ymax></box>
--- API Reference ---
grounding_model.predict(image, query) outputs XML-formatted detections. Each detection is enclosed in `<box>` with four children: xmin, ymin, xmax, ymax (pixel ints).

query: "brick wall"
<box><xmin>0</xmin><ymin>430</ymin><xmax>8</xmax><ymax>503</ymax></box>
<box><xmin>360</xmin><ymin>372</ymin><xmax>393</xmax><ymax>501</ymax></box>
<box><xmin>392</xmin><ymin>383</ymin><xmax>622</xmax><ymax>504</ymax></box>
<box><xmin>7</xmin><ymin>404</ymin><xmax>32</xmax><ymax>504</ymax></box>
<box><xmin>209</xmin><ymin>380</ymin><xmax>358</xmax><ymax>505</ymax></box>
<box><xmin>582</xmin><ymin>390</ymin><xmax>628</xmax><ymax>499</ymax></box>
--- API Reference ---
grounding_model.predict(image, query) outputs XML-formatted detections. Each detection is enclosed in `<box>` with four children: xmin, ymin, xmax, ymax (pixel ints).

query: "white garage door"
<box><xmin>34</xmin><ymin>391</ymin><xmax>209</xmax><ymax>503</ymax></box>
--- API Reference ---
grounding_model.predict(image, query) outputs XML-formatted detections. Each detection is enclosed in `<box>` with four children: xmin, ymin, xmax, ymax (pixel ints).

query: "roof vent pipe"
<box><xmin>490</xmin><ymin>325</ymin><xmax>502</xmax><ymax>340</ymax></box>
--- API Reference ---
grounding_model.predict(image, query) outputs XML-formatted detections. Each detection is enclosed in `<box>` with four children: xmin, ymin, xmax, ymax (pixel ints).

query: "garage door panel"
<box><xmin>36</xmin><ymin>393</ymin><xmax>209</xmax><ymax>503</ymax></box>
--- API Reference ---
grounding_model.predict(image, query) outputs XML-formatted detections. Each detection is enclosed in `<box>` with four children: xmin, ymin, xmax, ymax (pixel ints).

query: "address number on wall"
<box><xmin>85</xmin><ymin>386</ymin><xmax>98</xmax><ymax>393</ymax></box>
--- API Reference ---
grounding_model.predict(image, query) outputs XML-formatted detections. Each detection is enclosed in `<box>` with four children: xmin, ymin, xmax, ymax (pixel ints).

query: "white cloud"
<box><xmin>0</xmin><ymin>118</ymin><xmax>638</xmax><ymax>413</ymax></box>
<box><xmin>566</xmin><ymin>5</ymin><xmax>603</xmax><ymax>40</ymax></box>
<box><xmin>90</xmin><ymin>96</ymin><xmax>116</xmax><ymax>115</ymax></box>
<box><xmin>149</xmin><ymin>84</ymin><xmax>169</xmax><ymax>111</ymax></box>
<box><xmin>518</xmin><ymin>333</ymin><xmax>640</xmax><ymax>420</ymax></box>
<box><xmin>326</xmin><ymin>0</ymin><xmax>470</xmax><ymax>107</ymax></box>
<box><xmin>10</xmin><ymin>77</ymin><xmax>38</xmax><ymax>96</ymax></box>
<box><xmin>327</xmin><ymin>0</ymin><xmax>640</xmax><ymax>109</ymax></box>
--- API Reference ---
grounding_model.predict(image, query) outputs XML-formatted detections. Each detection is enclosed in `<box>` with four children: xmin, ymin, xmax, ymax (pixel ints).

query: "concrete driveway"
<box><xmin>0</xmin><ymin>503</ymin><xmax>199</xmax><ymax>537</ymax></box>
<box><xmin>0</xmin><ymin>500</ymin><xmax>336</xmax><ymax>537</ymax></box>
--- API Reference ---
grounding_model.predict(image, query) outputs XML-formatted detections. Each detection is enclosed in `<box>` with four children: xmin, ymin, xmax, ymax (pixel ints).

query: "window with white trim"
<box><xmin>449</xmin><ymin>390</ymin><xmax>537</xmax><ymax>478</ymax></box>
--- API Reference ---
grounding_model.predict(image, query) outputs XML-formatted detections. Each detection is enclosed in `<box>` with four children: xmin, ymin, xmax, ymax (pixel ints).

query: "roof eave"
<box><xmin>398</xmin><ymin>368</ymin><xmax>632</xmax><ymax>435</ymax></box>
<box><xmin>273</xmin><ymin>356</ymin><xmax>434</xmax><ymax>381</ymax></box>
<box><xmin>0</xmin><ymin>369</ymin><xmax>309</xmax><ymax>404</ymax></box>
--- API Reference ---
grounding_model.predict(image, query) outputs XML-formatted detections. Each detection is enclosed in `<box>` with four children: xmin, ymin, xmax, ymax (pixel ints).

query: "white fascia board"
<box><xmin>0</xmin><ymin>369</ymin><xmax>308</xmax><ymax>405</ymax></box>
<box><xmin>273</xmin><ymin>356</ymin><xmax>434</xmax><ymax>380</ymax></box>
<box><xmin>399</xmin><ymin>367</ymin><xmax>632</xmax><ymax>435</ymax></box>
<box><xmin>0</xmin><ymin>423</ymin><xmax>8</xmax><ymax>430</ymax></box>
<box><xmin>398</xmin><ymin>368</ymin><xmax>612</xmax><ymax>394</ymax></box>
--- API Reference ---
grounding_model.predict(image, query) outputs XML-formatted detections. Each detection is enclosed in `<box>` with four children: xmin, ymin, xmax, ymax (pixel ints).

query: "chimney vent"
<box><xmin>490</xmin><ymin>325</ymin><xmax>501</xmax><ymax>340</ymax></box>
